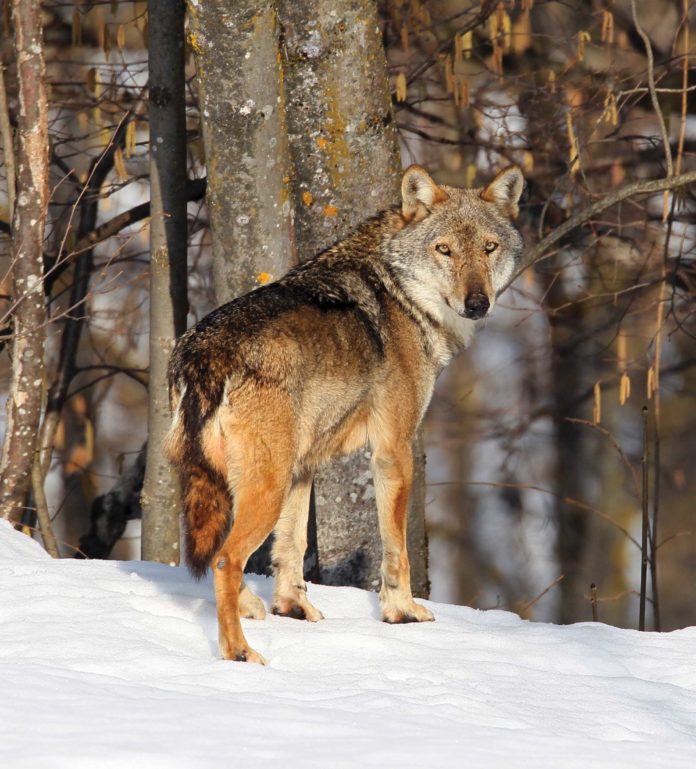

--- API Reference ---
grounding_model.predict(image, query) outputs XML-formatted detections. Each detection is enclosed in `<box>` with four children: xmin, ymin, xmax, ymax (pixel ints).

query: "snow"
<box><xmin>2</xmin><ymin>520</ymin><xmax>696</xmax><ymax>768</ymax></box>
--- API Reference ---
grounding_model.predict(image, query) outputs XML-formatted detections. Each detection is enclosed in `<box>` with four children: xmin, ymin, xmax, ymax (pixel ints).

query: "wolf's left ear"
<box><xmin>480</xmin><ymin>165</ymin><xmax>525</xmax><ymax>219</ymax></box>
<box><xmin>401</xmin><ymin>165</ymin><xmax>449</xmax><ymax>223</ymax></box>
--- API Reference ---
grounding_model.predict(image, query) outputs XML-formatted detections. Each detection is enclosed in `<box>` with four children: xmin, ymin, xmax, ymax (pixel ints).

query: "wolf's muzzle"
<box><xmin>464</xmin><ymin>292</ymin><xmax>490</xmax><ymax>320</ymax></box>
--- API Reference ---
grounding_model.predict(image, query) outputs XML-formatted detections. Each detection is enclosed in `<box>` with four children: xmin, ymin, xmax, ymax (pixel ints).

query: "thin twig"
<box><xmin>15</xmin><ymin>522</ymin><xmax>87</xmax><ymax>557</ymax></box>
<box><xmin>520</xmin><ymin>574</ymin><xmax>564</xmax><ymax>613</ymax></box>
<box><xmin>657</xmin><ymin>530</ymin><xmax>692</xmax><ymax>550</ymax></box>
<box><xmin>565</xmin><ymin>417</ymin><xmax>641</xmax><ymax>500</ymax></box>
<box><xmin>465</xmin><ymin>480</ymin><xmax>640</xmax><ymax>549</ymax></box>
<box><xmin>630</xmin><ymin>0</ymin><xmax>673</xmax><ymax>177</ymax></box>
<box><xmin>0</xmin><ymin>63</ymin><xmax>15</xmax><ymax>221</ymax></box>
<box><xmin>590</xmin><ymin>584</ymin><xmax>598</xmax><ymax>622</ymax></box>
<box><xmin>587</xmin><ymin>588</ymin><xmax>653</xmax><ymax>607</ymax></box>
<box><xmin>31</xmin><ymin>455</ymin><xmax>59</xmax><ymax>558</ymax></box>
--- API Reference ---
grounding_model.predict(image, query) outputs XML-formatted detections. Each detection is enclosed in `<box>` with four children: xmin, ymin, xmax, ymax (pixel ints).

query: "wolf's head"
<box><xmin>389</xmin><ymin>164</ymin><xmax>524</xmax><ymax>326</ymax></box>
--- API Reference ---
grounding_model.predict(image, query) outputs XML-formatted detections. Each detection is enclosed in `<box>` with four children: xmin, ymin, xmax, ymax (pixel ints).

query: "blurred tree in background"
<box><xmin>0</xmin><ymin>0</ymin><xmax>694</xmax><ymax>631</ymax></box>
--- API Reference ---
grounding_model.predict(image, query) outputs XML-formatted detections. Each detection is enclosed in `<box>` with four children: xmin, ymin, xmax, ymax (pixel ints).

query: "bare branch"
<box><xmin>31</xmin><ymin>456</ymin><xmax>59</xmax><ymax>558</ymax></box>
<box><xmin>466</xmin><ymin>481</ymin><xmax>641</xmax><ymax>550</ymax></box>
<box><xmin>630</xmin><ymin>0</ymin><xmax>673</xmax><ymax>177</ymax></box>
<box><xmin>508</xmin><ymin>170</ymin><xmax>696</xmax><ymax>287</ymax></box>
<box><xmin>519</xmin><ymin>575</ymin><xmax>565</xmax><ymax>613</ymax></box>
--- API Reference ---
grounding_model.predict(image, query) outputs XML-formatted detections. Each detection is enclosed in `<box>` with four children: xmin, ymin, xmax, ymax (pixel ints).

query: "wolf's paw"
<box><xmin>381</xmin><ymin>600</ymin><xmax>434</xmax><ymax>624</ymax></box>
<box><xmin>219</xmin><ymin>637</ymin><xmax>267</xmax><ymax>664</ymax></box>
<box><xmin>239</xmin><ymin>584</ymin><xmax>267</xmax><ymax>620</ymax></box>
<box><xmin>218</xmin><ymin>625</ymin><xmax>267</xmax><ymax>664</ymax></box>
<box><xmin>231</xmin><ymin>647</ymin><xmax>267</xmax><ymax>665</ymax></box>
<box><xmin>272</xmin><ymin>596</ymin><xmax>325</xmax><ymax>623</ymax></box>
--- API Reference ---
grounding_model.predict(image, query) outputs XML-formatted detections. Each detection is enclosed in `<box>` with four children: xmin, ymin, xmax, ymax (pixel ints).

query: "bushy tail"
<box><xmin>179</xmin><ymin>460</ymin><xmax>231</xmax><ymax>578</ymax></box>
<box><xmin>165</xmin><ymin>384</ymin><xmax>231</xmax><ymax>579</ymax></box>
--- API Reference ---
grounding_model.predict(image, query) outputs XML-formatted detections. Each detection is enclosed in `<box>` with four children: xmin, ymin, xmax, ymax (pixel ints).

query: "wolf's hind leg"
<box><xmin>239</xmin><ymin>580</ymin><xmax>266</xmax><ymax>620</ymax></box>
<box><xmin>271</xmin><ymin>474</ymin><xmax>324</xmax><ymax>622</ymax></box>
<box><xmin>214</xmin><ymin>471</ymin><xmax>289</xmax><ymax>663</ymax></box>
<box><xmin>372</xmin><ymin>444</ymin><xmax>434</xmax><ymax>624</ymax></box>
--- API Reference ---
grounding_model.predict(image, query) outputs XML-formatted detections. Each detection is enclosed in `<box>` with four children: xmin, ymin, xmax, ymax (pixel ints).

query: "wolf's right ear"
<box><xmin>401</xmin><ymin>165</ymin><xmax>448</xmax><ymax>223</ymax></box>
<box><xmin>480</xmin><ymin>165</ymin><xmax>525</xmax><ymax>219</ymax></box>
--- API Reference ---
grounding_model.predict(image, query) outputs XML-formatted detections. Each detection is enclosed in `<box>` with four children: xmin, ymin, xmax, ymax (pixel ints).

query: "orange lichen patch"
<box><xmin>316</xmin><ymin>136</ymin><xmax>328</xmax><ymax>149</ymax></box>
<box><xmin>322</xmin><ymin>83</ymin><xmax>351</xmax><ymax>187</ymax></box>
<box><xmin>257</xmin><ymin>272</ymin><xmax>273</xmax><ymax>285</ymax></box>
<box><xmin>188</xmin><ymin>32</ymin><xmax>203</xmax><ymax>54</ymax></box>
<box><xmin>323</xmin><ymin>204</ymin><xmax>338</xmax><ymax>217</ymax></box>
<box><xmin>302</xmin><ymin>191</ymin><xmax>314</xmax><ymax>206</ymax></box>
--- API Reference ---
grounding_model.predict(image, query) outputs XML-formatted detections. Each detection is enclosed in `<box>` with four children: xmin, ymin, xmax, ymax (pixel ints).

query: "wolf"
<box><xmin>165</xmin><ymin>164</ymin><xmax>525</xmax><ymax>663</ymax></box>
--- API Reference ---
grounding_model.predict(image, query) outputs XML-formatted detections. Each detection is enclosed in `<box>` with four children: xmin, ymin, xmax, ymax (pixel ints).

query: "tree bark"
<box><xmin>141</xmin><ymin>0</ymin><xmax>188</xmax><ymax>565</ymax></box>
<box><xmin>0</xmin><ymin>0</ymin><xmax>49</xmax><ymax>523</ymax></box>
<box><xmin>278</xmin><ymin>0</ymin><xmax>429</xmax><ymax>596</ymax></box>
<box><xmin>189</xmin><ymin>0</ymin><xmax>297</xmax><ymax>574</ymax></box>
<box><xmin>189</xmin><ymin>0</ymin><xmax>295</xmax><ymax>302</ymax></box>
<box><xmin>549</xmin><ymin>312</ymin><xmax>587</xmax><ymax>623</ymax></box>
<box><xmin>543</xmin><ymin>263</ymin><xmax>591</xmax><ymax>623</ymax></box>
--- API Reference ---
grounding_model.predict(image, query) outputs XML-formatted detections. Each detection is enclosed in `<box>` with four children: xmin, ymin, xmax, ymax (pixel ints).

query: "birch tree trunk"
<box><xmin>278</xmin><ymin>0</ymin><xmax>429</xmax><ymax>596</ymax></box>
<box><xmin>141</xmin><ymin>0</ymin><xmax>188</xmax><ymax>564</ymax></box>
<box><xmin>0</xmin><ymin>0</ymin><xmax>49</xmax><ymax>523</ymax></box>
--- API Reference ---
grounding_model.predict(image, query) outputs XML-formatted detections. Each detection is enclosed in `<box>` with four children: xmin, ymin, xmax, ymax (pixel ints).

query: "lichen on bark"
<box><xmin>0</xmin><ymin>0</ymin><xmax>50</xmax><ymax>525</ymax></box>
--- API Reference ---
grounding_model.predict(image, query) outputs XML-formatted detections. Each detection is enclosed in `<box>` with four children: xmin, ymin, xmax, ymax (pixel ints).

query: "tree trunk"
<box><xmin>0</xmin><ymin>0</ymin><xmax>49</xmax><ymax>523</ymax></box>
<box><xmin>544</xmin><ymin>270</ymin><xmax>589</xmax><ymax>623</ymax></box>
<box><xmin>189</xmin><ymin>0</ymin><xmax>297</xmax><ymax>574</ymax></box>
<box><xmin>141</xmin><ymin>0</ymin><xmax>188</xmax><ymax>565</ymax></box>
<box><xmin>278</xmin><ymin>0</ymin><xmax>429</xmax><ymax>596</ymax></box>
<box><xmin>189</xmin><ymin>0</ymin><xmax>295</xmax><ymax>302</ymax></box>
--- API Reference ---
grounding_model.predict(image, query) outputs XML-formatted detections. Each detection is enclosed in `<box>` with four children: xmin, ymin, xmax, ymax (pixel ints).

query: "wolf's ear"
<box><xmin>401</xmin><ymin>165</ymin><xmax>448</xmax><ymax>223</ymax></box>
<box><xmin>480</xmin><ymin>165</ymin><xmax>525</xmax><ymax>219</ymax></box>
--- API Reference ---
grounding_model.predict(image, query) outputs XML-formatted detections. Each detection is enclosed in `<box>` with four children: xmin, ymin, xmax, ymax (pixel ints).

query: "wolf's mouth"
<box><xmin>444</xmin><ymin>296</ymin><xmax>466</xmax><ymax>317</ymax></box>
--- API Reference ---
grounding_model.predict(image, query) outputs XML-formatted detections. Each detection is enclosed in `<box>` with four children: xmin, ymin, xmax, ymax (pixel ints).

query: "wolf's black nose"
<box><xmin>464</xmin><ymin>293</ymin><xmax>490</xmax><ymax>319</ymax></box>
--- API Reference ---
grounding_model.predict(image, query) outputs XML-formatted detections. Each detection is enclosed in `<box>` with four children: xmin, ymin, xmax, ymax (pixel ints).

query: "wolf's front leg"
<box><xmin>271</xmin><ymin>474</ymin><xmax>324</xmax><ymax>622</ymax></box>
<box><xmin>372</xmin><ymin>445</ymin><xmax>434</xmax><ymax>624</ymax></box>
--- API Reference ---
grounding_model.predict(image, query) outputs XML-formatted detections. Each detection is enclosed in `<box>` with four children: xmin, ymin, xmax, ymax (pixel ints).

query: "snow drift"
<box><xmin>1</xmin><ymin>519</ymin><xmax>696</xmax><ymax>768</ymax></box>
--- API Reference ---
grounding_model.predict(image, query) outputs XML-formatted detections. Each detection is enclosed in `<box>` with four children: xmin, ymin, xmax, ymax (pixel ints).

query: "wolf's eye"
<box><xmin>484</xmin><ymin>241</ymin><xmax>498</xmax><ymax>253</ymax></box>
<box><xmin>435</xmin><ymin>243</ymin><xmax>451</xmax><ymax>255</ymax></box>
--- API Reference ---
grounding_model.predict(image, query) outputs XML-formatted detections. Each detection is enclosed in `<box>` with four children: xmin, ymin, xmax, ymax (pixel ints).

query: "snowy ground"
<box><xmin>2</xmin><ymin>520</ymin><xmax>696</xmax><ymax>768</ymax></box>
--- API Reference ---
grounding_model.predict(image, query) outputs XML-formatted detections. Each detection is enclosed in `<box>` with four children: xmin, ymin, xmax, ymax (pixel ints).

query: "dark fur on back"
<box><xmin>167</xmin><ymin>210</ymin><xmax>405</xmax><ymax>576</ymax></box>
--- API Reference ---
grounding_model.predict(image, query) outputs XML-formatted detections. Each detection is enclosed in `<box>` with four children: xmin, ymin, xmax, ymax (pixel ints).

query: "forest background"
<box><xmin>0</xmin><ymin>0</ymin><xmax>694</xmax><ymax>633</ymax></box>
